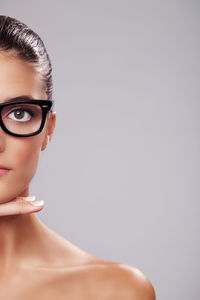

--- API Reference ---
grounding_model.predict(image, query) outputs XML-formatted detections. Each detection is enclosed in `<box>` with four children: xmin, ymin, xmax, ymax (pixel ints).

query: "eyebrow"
<box><xmin>0</xmin><ymin>95</ymin><xmax>40</xmax><ymax>104</ymax></box>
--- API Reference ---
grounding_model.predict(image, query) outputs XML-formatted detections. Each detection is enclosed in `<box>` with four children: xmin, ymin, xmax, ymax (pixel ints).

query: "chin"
<box><xmin>0</xmin><ymin>181</ymin><xmax>30</xmax><ymax>204</ymax></box>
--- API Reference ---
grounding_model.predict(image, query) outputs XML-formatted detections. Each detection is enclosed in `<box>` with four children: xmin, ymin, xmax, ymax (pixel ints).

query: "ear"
<box><xmin>41</xmin><ymin>111</ymin><xmax>56</xmax><ymax>151</ymax></box>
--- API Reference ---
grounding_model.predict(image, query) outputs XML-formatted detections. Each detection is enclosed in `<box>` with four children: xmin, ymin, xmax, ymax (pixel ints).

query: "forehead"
<box><xmin>0</xmin><ymin>52</ymin><xmax>46</xmax><ymax>102</ymax></box>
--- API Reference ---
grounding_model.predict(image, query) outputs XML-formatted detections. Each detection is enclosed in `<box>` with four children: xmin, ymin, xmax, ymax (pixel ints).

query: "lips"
<box><xmin>0</xmin><ymin>165</ymin><xmax>11</xmax><ymax>170</ymax></box>
<box><xmin>0</xmin><ymin>169</ymin><xmax>10</xmax><ymax>176</ymax></box>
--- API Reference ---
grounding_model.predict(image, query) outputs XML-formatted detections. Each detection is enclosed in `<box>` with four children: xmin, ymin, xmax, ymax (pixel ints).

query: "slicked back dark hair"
<box><xmin>0</xmin><ymin>15</ymin><xmax>53</xmax><ymax>101</ymax></box>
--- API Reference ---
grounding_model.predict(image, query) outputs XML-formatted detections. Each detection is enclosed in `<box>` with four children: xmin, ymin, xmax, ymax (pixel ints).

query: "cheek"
<box><xmin>14</xmin><ymin>136</ymin><xmax>43</xmax><ymax>177</ymax></box>
<box><xmin>8</xmin><ymin>135</ymin><xmax>44</xmax><ymax>190</ymax></box>
<box><xmin>0</xmin><ymin>132</ymin><xmax>46</xmax><ymax>203</ymax></box>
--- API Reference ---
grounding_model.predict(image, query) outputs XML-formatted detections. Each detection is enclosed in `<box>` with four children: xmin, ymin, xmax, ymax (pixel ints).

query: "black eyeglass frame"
<box><xmin>0</xmin><ymin>99</ymin><xmax>54</xmax><ymax>137</ymax></box>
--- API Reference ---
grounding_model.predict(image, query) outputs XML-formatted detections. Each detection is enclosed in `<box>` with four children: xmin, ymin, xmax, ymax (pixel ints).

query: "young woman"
<box><xmin>0</xmin><ymin>15</ymin><xmax>156</xmax><ymax>300</ymax></box>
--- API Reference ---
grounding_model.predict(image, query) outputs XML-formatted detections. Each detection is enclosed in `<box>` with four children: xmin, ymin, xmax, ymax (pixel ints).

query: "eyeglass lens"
<box><xmin>1</xmin><ymin>103</ymin><xmax>43</xmax><ymax>135</ymax></box>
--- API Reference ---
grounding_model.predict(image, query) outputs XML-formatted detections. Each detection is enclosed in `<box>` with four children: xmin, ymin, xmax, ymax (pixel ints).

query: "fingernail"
<box><xmin>31</xmin><ymin>200</ymin><xmax>44</xmax><ymax>206</ymax></box>
<box><xmin>24</xmin><ymin>196</ymin><xmax>36</xmax><ymax>202</ymax></box>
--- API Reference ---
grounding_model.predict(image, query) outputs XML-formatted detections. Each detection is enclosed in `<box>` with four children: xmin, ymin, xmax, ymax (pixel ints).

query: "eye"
<box><xmin>8</xmin><ymin>109</ymin><xmax>32</xmax><ymax>122</ymax></box>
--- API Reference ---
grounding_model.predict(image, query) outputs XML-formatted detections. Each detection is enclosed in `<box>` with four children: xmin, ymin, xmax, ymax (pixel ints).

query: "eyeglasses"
<box><xmin>0</xmin><ymin>98</ymin><xmax>54</xmax><ymax>137</ymax></box>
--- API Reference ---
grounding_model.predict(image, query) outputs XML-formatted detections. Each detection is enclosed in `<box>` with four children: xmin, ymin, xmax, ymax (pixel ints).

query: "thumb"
<box><xmin>0</xmin><ymin>196</ymin><xmax>44</xmax><ymax>216</ymax></box>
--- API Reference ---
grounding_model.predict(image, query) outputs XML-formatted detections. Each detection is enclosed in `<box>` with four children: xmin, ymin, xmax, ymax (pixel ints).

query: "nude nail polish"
<box><xmin>24</xmin><ymin>196</ymin><xmax>36</xmax><ymax>202</ymax></box>
<box><xmin>31</xmin><ymin>200</ymin><xmax>44</xmax><ymax>206</ymax></box>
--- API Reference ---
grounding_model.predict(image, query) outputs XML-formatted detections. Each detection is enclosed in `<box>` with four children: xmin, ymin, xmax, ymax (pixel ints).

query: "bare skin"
<box><xmin>0</xmin><ymin>52</ymin><xmax>156</xmax><ymax>299</ymax></box>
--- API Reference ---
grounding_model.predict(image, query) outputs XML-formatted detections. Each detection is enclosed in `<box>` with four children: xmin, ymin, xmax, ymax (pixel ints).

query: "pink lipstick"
<box><xmin>0</xmin><ymin>165</ymin><xmax>11</xmax><ymax>176</ymax></box>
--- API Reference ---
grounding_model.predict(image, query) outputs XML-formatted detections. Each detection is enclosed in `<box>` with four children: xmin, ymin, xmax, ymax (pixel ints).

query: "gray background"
<box><xmin>1</xmin><ymin>1</ymin><xmax>199</xmax><ymax>299</ymax></box>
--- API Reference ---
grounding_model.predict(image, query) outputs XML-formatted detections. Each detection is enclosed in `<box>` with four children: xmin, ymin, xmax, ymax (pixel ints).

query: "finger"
<box><xmin>0</xmin><ymin>196</ymin><xmax>44</xmax><ymax>216</ymax></box>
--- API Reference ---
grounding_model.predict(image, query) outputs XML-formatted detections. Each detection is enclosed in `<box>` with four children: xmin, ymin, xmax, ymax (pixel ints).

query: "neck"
<box><xmin>0</xmin><ymin>187</ymin><xmax>46</xmax><ymax>274</ymax></box>
<box><xmin>0</xmin><ymin>189</ymin><xmax>73</xmax><ymax>275</ymax></box>
<box><xmin>0</xmin><ymin>214</ymin><xmax>38</xmax><ymax>272</ymax></box>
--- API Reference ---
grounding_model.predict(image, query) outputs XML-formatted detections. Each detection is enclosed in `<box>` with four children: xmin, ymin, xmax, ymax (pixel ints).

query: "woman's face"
<box><xmin>0</xmin><ymin>52</ymin><xmax>56</xmax><ymax>204</ymax></box>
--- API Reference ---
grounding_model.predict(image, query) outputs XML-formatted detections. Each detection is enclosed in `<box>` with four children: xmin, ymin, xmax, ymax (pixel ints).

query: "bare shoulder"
<box><xmin>106</xmin><ymin>262</ymin><xmax>156</xmax><ymax>300</ymax></box>
<box><xmin>78</xmin><ymin>259</ymin><xmax>156</xmax><ymax>300</ymax></box>
<box><xmin>90</xmin><ymin>261</ymin><xmax>156</xmax><ymax>300</ymax></box>
<box><xmin>33</xmin><ymin>228</ymin><xmax>156</xmax><ymax>299</ymax></box>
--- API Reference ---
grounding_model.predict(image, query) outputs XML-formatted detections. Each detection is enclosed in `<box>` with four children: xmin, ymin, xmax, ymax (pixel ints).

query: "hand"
<box><xmin>0</xmin><ymin>196</ymin><xmax>44</xmax><ymax>216</ymax></box>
